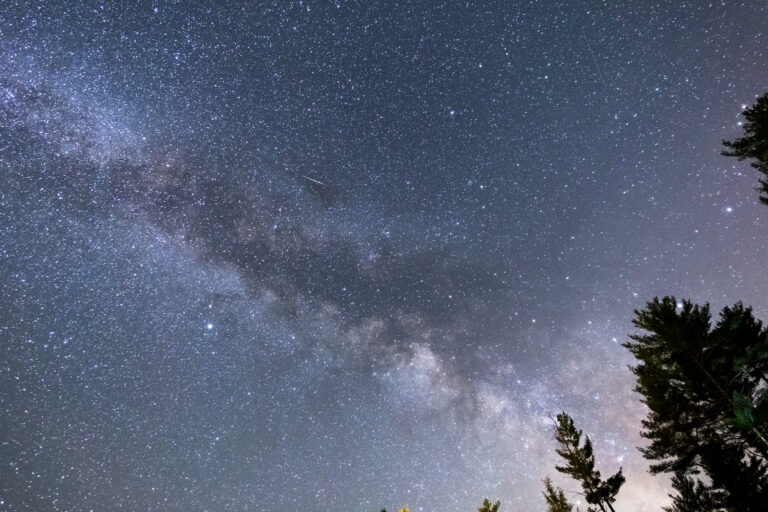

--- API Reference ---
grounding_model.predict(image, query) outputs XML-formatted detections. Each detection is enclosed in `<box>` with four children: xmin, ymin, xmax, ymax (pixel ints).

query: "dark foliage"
<box><xmin>542</xmin><ymin>477</ymin><xmax>574</xmax><ymax>512</ymax></box>
<box><xmin>723</xmin><ymin>92</ymin><xmax>768</xmax><ymax>204</ymax></box>
<box><xmin>553</xmin><ymin>413</ymin><xmax>625</xmax><ymax>512</ymax></box>
<box><xmin>478</xmin><ymin>497</ymin><xmax>500</xmax><ymax>512</ymax></box>
<box><xmin>662</xmin><ymin>471</ymin><xmax>721</xmax><ymax>512</ymax></box>
<box><xmin>626</xmin><ymin>297</ymin><xmax>768</xmax><ymax>509</ymax></box>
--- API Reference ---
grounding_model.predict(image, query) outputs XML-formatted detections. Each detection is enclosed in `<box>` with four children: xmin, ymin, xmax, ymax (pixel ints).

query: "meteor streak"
<box><xmin>302</xmin><ymin>175</ymin><xmax>325</xmax><ymax>186</ymax></box>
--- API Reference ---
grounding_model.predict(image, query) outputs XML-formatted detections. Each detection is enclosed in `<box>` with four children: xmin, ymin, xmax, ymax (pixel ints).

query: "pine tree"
<box><xmin>723</xmin><ymin>91</ymin><xmax>768</xmax><ymax>204</ymax></box>
<box><xmin>542</xmin><ymin>477</ymin><xmax>573</xmax><ymax>512</ymax></box>
<box><xmin>477</xmin><ymin>497</ymin><xmax>500</xmax><ymax>512</ymax></box>
<box><xmin>705</xmin><ymin>441</ymin><xmax>768</xmax><ymax>510</ymax></box>
<box><xmin>662</xmin><ymin>471</ymin><xmax>721</xmax><ymax>512</ymax></box>
<box><xmin>625</xmin><ymin>297</ymin><xmax>768</xmax><ymax>509</ymax></box>
<box><xmin>553</xmin><ymin>413</ymin><xmax>625</xmax><ymax>512</ymax></box>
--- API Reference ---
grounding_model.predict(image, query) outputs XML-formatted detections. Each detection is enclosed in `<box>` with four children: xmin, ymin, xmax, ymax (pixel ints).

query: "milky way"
<box><xmin>1</xmin><ymin>2</ymin><xmax>767</xmax><ymax>511</ymax></box>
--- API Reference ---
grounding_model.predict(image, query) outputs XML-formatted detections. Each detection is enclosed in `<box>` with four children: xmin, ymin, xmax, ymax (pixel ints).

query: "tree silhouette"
<box><xmin>542</xmin><ymin>477</ymin><xmax>574</xmax><ymax>512</ymax></box>
<box><xmin>626</xmin><ymin>297</ymin><xmax>768</xmax><ymax>509</ymax></box>
<box><xmin>723</xmin><ymin>91</ymin><xmax>768</xmax><ymax>204</ymax></box>
<box><xmin>553</xmin><ymin>412</ymin><xmax>624</xmax><ymax>512</ymax></box>
<box><xmin>662</xmin><ymin>471</ymin><xmax>720</xmax><ymax>512</ymax></box>
<box><xmin>477</xmin><ymin>497</ymin><xmax>500</xmax><ymax>512</ymax></box>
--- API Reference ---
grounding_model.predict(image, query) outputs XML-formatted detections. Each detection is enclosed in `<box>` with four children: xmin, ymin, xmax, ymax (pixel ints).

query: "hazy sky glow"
<box><xmin>1</xmin><ymin>2</ymin><xmax>767</xmax><ymax>511</ymax></box>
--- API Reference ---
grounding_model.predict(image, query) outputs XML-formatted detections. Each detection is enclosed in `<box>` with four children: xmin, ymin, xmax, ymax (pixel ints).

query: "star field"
<box><xmin>1</xmin><ymin>2</ymin><xmax>767</xmax><ymax>511</ymax></box>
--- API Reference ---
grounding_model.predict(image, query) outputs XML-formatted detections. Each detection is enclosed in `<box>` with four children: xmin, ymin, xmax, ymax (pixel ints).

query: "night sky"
<box><xmin>1</xmin><ymin>2</ymin><xmax>767</xmax><ymax>511</ymax></box>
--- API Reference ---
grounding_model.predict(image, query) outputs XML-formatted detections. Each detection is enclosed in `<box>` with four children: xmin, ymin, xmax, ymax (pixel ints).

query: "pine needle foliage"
<box><xmin>626</xmin><ymin>297</ymin><xmax>768</xmax><ymax>509</ymax></box>
<box><xmin>553</xmin><ymin>412</ymin><xmax>625</xmax><ymax>512</ymax></box>
<box><xmin>723</xmin><ymin>92</ymin><xmax>768</xmax><ymax>204</ymax></box>
<box><xmin>478</xmin><ymin>497</ymin><xmax>500</xmax><ymax>512</ymax></box>
<box><xmin>542</xmin><ymin>477</ymin><xmax>573</xmax><ymax>512</ymax></box>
